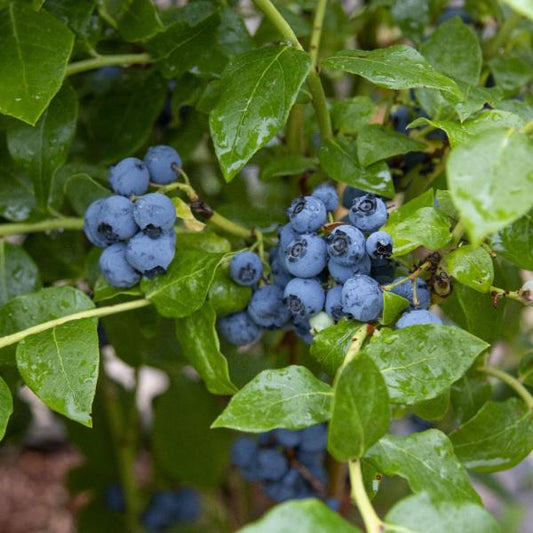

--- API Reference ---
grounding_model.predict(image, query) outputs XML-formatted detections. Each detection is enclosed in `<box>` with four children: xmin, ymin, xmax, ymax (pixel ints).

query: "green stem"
<box><xmin>209</xmin><ymin>212</ymin><xmax>254</xmax><ymax>240</ymax></box>
<box><xmin>349</xmin><ymin>460</ymin><xmax>384</xmax><ymax>533</ymax></box>
<box><xmin>450</xmin><ymin>221</ymin><xmax>465</xmax><ymax>247</ymax></box>
<box><xmin>100</xmin><ymin>368</ymin><xmax>141</xmax><ymax>532</ymax></box>
<box><xmin>479</xmin><ymin>366</ymin><xmax>533</xmax><ymax>410</ymax></box>
<box><xmin>341</xmin><ymin>324</ymin><xmax>371</xmax><ymax>370</ymax></box>
<box><xmin>484</xmin><ymin>11</ymin><xmax>522</xmax><ymax>59</ymax></box>
<box><xmin>254</xmin><ymin>0</ymin><xmax>302</xmax><ymax>47</ymax></box>
<box><xmin>0</xmin><ymin>217</ymin><xmax>83</xmax><ymax>237</ymax></box>
<box><xmin>0</xmin><ymin>298</ymin><xmax>151</xmax><ymax>351</ymax></box>
<box><xmin>286</xmin><ymin>104</ymin><xmax>304</xmax><ymax>156</ymax></box>
<box><xmin>382</xmin><ymin>260</ymin><xmax>433</xmax><ymax>291</ymax></box>
<box><xmin>490</xmin><ymin>286</ymin><xmax>532</xmax><ymax>305</ymax></box>
<box><xmin>309</xmin><ymin>0</ymin><xmax>328</xmax><ymax>68</ymax></box>
<box><xmin>66</xmin><ymin>53</ymin><xmax>153</xmax><ymax>76</ymax></box>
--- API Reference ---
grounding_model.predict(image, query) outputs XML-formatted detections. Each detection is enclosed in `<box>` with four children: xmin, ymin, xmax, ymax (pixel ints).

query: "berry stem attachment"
<box><xmin>66</xmin><ymin>53</ymin><xmax>153</xmax><ymax>76</ymax></box>
<box><xmin>382</xmin><ymin>260</ymin><xmax>433</xmax><ymax>291</ymax></box>
<box><xmin>0</xmin><ymin>216</ymin><xmax>84</xmax><ymax>237</ymax></box>
<box><xmin>0</xmin><ymin>298</ymin><xmax>152</xmax><ymax>353</ymax></box>
<box><xmin>490</xmin><ymin>286</ymin><xmax>532</xmax><ymax>306</ymax></box>
<box><xmin>478</xmin><ymin>366</ymin><xmax>533</xmax><ymax>411</ymax></box>
<box><xmin>349</xmin><ymin>460</ymin><xmax>385</xmax><ymax>533</ymax></box>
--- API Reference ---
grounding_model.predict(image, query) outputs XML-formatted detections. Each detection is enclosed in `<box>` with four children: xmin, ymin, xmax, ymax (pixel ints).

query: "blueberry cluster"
<box><xmin>231</xmin><ymin>424</ymin><xmax>338</xmax><ymax>507</ymax></box>
<box><xmin>84</xmin><ymin>145</ymin><xmax>180</xmax><ymax>288</ymax></box>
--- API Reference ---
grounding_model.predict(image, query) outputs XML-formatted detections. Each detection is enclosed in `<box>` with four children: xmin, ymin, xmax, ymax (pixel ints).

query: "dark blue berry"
<box><xmin>273</xmin><ymin>428</ymin><xmax>301</xmax><ymax>448</ymax></box>
<box><xmin>283</xmin><ymin>278</ymin><xmax>325</xmax><ymax>319</ymax></box>
<box><xmin>96</xmin><ymin>195</ymin><xmax>138</xmax><ymax>244</ymax></box>
<box><xmin>348</xmin><ymin>194</ymin><xmax>388</xmax><ymax>232</ymax></box>
<box><xmin>396</xmin><ymin>309</ymin><xmax>442</xmax><ymax>329</ymax></box>
<box><xmin>133</xmin><ymin>193</ymin><xmax>176</xmax><ymax>238</ymax></box>
<box><xmin>342</xmin><ymin>274</ymin><xmax>383</xmax><ymax>322</ymax></box>
<box><xmin>144</xmin><ymin>145</ymin><xmax>182</xmax><ymax>185</ymax></box>
<box><xmin>126</xmin><ymin>230</ymin><xmax>176</xmax><ymax>277</ymax></box>
<box><xmin>230</xmin><ymin>251</ymin><xmax>263</xmax><ymax>286</ymax></box>
<box><xmin>109</xmin><ymin>157</ymin><xmax>150</xmax><ymax>197</ymax></box>
<box><xmin>218</xmin><ymin>311</ymin><xmax>263</xmax><ymax>345</ymax></box>
<box><xmin>292</xmin><ymin>316</ymin><xmax>313</xmax><ymax>344</ymax></box>
<box><xmin>328</xmin><ymin>254</ymin><xmax>371</xmax><ymax>283</ymax></box>
<box><xmin>325</xmin><ymin>285</ymin><xmax>345</xmax><ymax>322</ymax></box>
<box><xmin>287</xmin><ymin>196</ymin><xmax>327</xmax><ymax>233</ymax></box>
<box><xmin>390</xmin><ymin>277</ymin><xmax>431</xmax><ymax>309</ymax></box>
<box><xmin>299</xmin><ymin>424</ymin><xmax>328</xmax><ymax>452</ymax></box>
<box><xmin>312</xmin><ymin>183</ymin><xmax>339</xmax><ymax>211</ymax></box>
<box><xmin>341</xmin><ymin>186</ymin><xmax>366</xmax><ymax>209</ymax></box>
<box><xmin>247</xmin><ymin>285</ymin><xmax>291</xmax><ymax>329</ymax></box>
<box><xmin>231</xmin><ymin>438</ymin><xmax>258</xmax><ymax>468</ymax></box>
<box><xmin>104</xmin><ymin>484</ymin><xmax>125</xmax><ymax>513</ymax></box>
<box><xmin>371</xmin><ymin>258</ymin><xmax>396</xmax><ymax>284</ymax></box>
<box><xmin>84</xmin><ymin>199</ymin><xmax>109</xmax><ymax>248</ymax></box>
<box><xmin>99</xmin><ymin>243</ymin><xmax>141</xmax><ymax>288</ymax></box>
<box><xmin>366</xmin><ymin>231</ymin><xmax>393</xmax><ymax>259</ymax></box>
<box><xmin>284</xmin><ymin>234</ymin><xmax>327</xmax><ymax>278</ymax></box>
<box><xmin>269</xmin><ymin>247</ymin><xmax>293</xmax><ymax>287</ymax></box>
<box><xmin>326</xmin><ymin>225</ymin><xmax>365</xmax><ymax>266</ymax></box>
<box><xmin>255</xmin><ymin>448</ymin><xmax>289</xmax><ymax>481</ymax></box>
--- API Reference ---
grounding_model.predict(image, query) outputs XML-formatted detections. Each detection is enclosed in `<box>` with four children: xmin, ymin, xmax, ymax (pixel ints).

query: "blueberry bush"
<box><xmin>0</xmin><ymin>0</ymin><xmax>532</xmax><ymax>531</ymax></box>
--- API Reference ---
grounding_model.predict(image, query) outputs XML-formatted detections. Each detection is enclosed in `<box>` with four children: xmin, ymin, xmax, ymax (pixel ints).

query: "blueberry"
<box><xmin>133</xmin><ymin>193</ymin><xmax>176</xmax><ymax>238</ymax></box>
<box><xmin>247</xmin><ymin>285</ymin><xmax>291</xmax><ymax>329</ymax></box>
<box><xmin>390</xmin><ymin>107</ymin><xmax>410</xmax><ymax>135</ymax></box>
<box><xmin>269</xmin><ymin>248</ymin><xmax>293</xmax><ymax>288</ymax></box>
<box><xmin>283</xmin><ymin>278</ymin><xmax>325</xmax><ymax>319</ymax></box>
<box><xmin>126</xmin><ymin>230</ymin><xmax>176</xmax><ymax>277</ymax></box>
<box><xmin>371</xmin><ymin>258</ymin><xmax>396</xmax><ymax>285</ymax></box>
<box><xmin>390</xmin><ymin>277</ymin><xmax>431</xmax><ymax>309</ymax></box>
<box><xmin>328</xmin><ymin>254</ymin><xmax>371</xmax><ymax>283</ymax></box>
<box><xmin>396</xmin><ymin>309</ymin><xmax>442</xmax><ymax>329</ymax></box>
<box><xmin>84</xmin><ymin>199</ymin><xmax>109</xmax><ymax>248</ymax></box>
<box><xmin>104</xmin><ymin>484</ymin><xmax>125</xmax><ymax>513</ymax></box>
<box><xmin>287</xmin><ymin>196</ymin><xmax>327</xmax><ymax>233</ymax></box>
<box><xmin>109</xmin><ymin>157</ymin><xmax>150</xmax><ymax>197</ymax></box>
<box><xmin>231</xmin><ymin>438</ymin><xmax>258</xmax><ymax>468</ymax></box>
<box><xmin>99</xmin><ymin>243</ymin><xmax>141</xmax><ymax>288</ymax></box>
<box><xmin>95</xmin><ymin>195</ymin><xmax>138</xmax><ymax>244</ymax></box>
<box><xmin>273</xmin><ymin>428</ymin><xmax>301</xmax><ymax>448</ymax></box>
<box><xmin>366</xmin><ymin>231</ymin><xmax>393</xmax><ymax>260</ymax></box>
<box><xmin>142</xmin><ymin>505</ymin><xmax>169</xmax><ymax>532</ymax></box>
<box><xmin>218</xmin><ymin>311</ymin><xmax>263</xmax><ymax>345</ymax></box>
<box><xmin>299</xmin><ymin>424</ymin><xmax>328</xmax><ymax>452</ymax></box>
<box><xmin>255</xmin><ymin>448</ymin><xmax>289</xmax><ymax>481</ymax></box>
<box><xmin>341</xmin><ymin>186</ymin><xmax>366</xmax><ymax>209</ymax></box>
<box><xmin>230</xmin><ymin>251</ymin><xmax>263</xmax><ymax>286</ymax></box>
<box><xmin>325</xmin><ymin>285</ymin><xmax>345</xmax><ymax>322</ymax></box>
<box><xmin>284</xmin><ymin>234</ymin><xmax>327</xmax><ymax>278</ymax></box>
<box><xmin>342</xmin><ymin>274</ymin><xmax>383</xmax><ymax>322</ymax></box>
<box><xmin>263</xmin><ymin>468</ymin><xmax>304</xmax><ymax>502</ymax></box>
<box><xmin>278</xmin><ymin>224</ymin><xmax>299</xmax><ymax>251</ymax></box>
<box><xmin>326</xmin><ymin>225</ymin><xmax>366</xmax><ymax>266</ymax></box>
<box><xmin>170</xmin><ymin>489</ymin><xmax>201</xmax><ymax>523</ymax></box>
<box><xmin>144</xmin><ymin>145</ymin><xmax>182</xmax><ymax>184</ymax></box>
<box><xmin>348</xmin><ymin>194</ymin><xmax>388</xmax><ymax>232</ymax></box>
<box><xmin>312</xmin><ymin>183</ymin><xmax>339</xmax><ymax>211</ymax></box>
<box><xmin>292</xmin><ymin>316</ymin><xmax>313</xmax><ymax>344</ymax></box>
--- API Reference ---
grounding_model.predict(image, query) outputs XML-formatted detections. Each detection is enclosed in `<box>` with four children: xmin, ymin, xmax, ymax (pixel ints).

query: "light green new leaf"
<box><xmin>17</xmin><ymin>318</ymin><xmax>99</xmax><ymax>427</ymax></box>
<box><xmin>0</xmin><ymin>3</ymin><xmax>74</xmax><ymax>125</ymax></box>
<box><xmin>447</xmin><ymin>129</ymin><xmax>533</xmax><ymax>244</ymax></box>
<box><xmin>381</xmin><ymin>291</ymin><xmax>410</xmax><ymax>326</ymax></box>
<box><xmin>0</xmin><ymin>377</ymin><xmax>13</xmax><ymax>441</ymax></box>
<box><xmin>323</xmin><ymin>45</ymin><xmax>461</xmax><ymax>96</ymax></box>
<box><xmin>447</xmin><ymin>245</ymin><xmax>494</xmax><ymax>293</ymax></box>
<box><xmin>212</xmin><ymin>366</ymin><xmax>333</xmax><ymax>432</ymax></box>
<box><xmin>501</xmin><ymin>0</ymin><xmax>533</xmax><ymax>20</ymax></box>
<box><xmin>210</xmin><ymin>46</ymin><xmax>311</xmax><ymax>181</ymax></box>
<box><xmin>175</xmin><ymin>302</ymin><xmax>237</xmax><ymax>395</ymax></box>
<box><xmin>365</xmin><ymin>325</ymin><xmax>488</xmax><ymax>404</ymax></box>
<box><xmin>328</xmin><ymin>354</ymin><xmax>390</xmax><ymax>461</ymax></box>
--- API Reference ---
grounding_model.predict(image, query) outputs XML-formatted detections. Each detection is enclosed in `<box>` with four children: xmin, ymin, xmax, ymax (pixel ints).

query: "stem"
<box><xmin>484</xmin><ymin>11</ymin><xmax>522</xmax><ymax>59</ymax></box>
<box><xmin>382</xmin><ymin>260</ymin><xmax>433</xmax><ymax>291</ymax></box>
<box><xmin>66</xmin><ymin>53</ymin><xmax>153</xmax><ymax>76</ymax></box>
<box><xmin>209</xmin><ymin>212</ymin><xmax>254</xmax><ymax>240</ymax></box>
<box><xmin>0</xmin><ymin>298</ymin><xmax>151</xmax><ymax>351</ymax></box>
<box><xmin>309</xmin><ymin>0</ymin><xmax>328</xmax><ymax>68</ymax></box>
<box><xmin>157</xmin><ymin>181</ymin><xmax>197</xmax><ymax>200</ymax></box>
<box><xmin>254</xmin><ymin>0</ymin><xmax>302</xmax><ymax>47</ymax></box>
<box><xmin>349</xmin><ymin>460</ymin><xmax>384</xmax><ymax>533</ymax></box>
<box><xmin>479</xmin><ymin>366</ymin><xmax>533</xmax><ymax>410</ymax></box>
<box><xmin>450</xmin><ymin>221</ymin><xmax>465</xmax><ymax>247</ymax></box>
<box><xmin>341</xmin><ymin>324</ymin><xmax>371</xmax><ymax>370</ymax></box>
<box><xmin>286</xmin><ymin>104</ymin><xmax>304</xmax><ymax>156</ymax></box>
<box><xmin>0</xmin><ymin>217</ymin><xmax>83</xmax><ymax>237</ymax></box>
<box><xmin>490</xmin><ymin>286</ymin><xmax>532</xmax><ymax>305</ymax></box>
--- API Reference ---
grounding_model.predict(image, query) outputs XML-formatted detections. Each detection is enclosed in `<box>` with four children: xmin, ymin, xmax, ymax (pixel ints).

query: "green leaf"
<box><xmin>450</xmin><ymin>398</ymin><xmax>533</xmax><ymax>472</ymax></box>
<box><xmin>310</xmin><ymin>318</ymin><xmax>361</xmax><ymax>376</ymax></box>
<box><xmin>446</xmin><ymin>245</ymin><xmax>494</xmax><ymax>293</ymax></box>
<box><xmin>519</xmin><ymin>352</ymin><xmax>533</xmax><ymax>387</ymax></box>
<box><xmin>357</xmin><ymin>124</ymin><xmax>425</xmax><ymax>167</ymax></box>
<box><xmin>207</xmin><ymin>267</ymin><xmax>251</xmax><ymax>316</ymax></box>
<box><xmin>319</xmin><ymin>138</ymin><xmax>395</xmax><ymax>198</ymax></box>
<box><xmin>381</xmin><ymin>291</ymin><xmax>410</xmax><ymax>326</ymax></box>
<box><xmin>142</xmin><ymin>250</ymin><xmax>227</xmax><ymax>318</ymax></box>
<box><xmin>412</xmin><ymin>389</ymin><xmax>450</xmax><ymax>422</ymax></box>
<box><xmin>176</xmin><ymin>231</ymin><xmax>231</xmax><ymax>254</ymax></box>
<box><xmin>43</xmin><ymin>0</ymin><xmax>98</xmax><ymax>46</ymax></box>
<box><xmin>238</xmin><ymin>499</ymin><xmax>362</xmax><ymax>533</ymax></box>
<box><xmin>446</xmin><ymin>129</ymin><xmax>533</xmax><ymax>245</ymax></box>
<box><xmin>65</xmin><ymin>173</ymin><xmax>111</xmax><ymax>216</ymax></box>
<box><xmin>260</xmin><ymin>155</ymin><xmax>317</xmax><ymax>181</ymax></box>
<box><xmin>365</xmin><ymin>325</ymin><xmax>489</xmax><ymax>404</ymax></box>
<box><xmin>366</xmin><ymin>430</ymin><xmax>480</xmax><ymax>503</ymax></box>
<box><xmin>17</xmin><ymin>318</ymin><xmax>98</xmax><ymax>426</ymax></box>
<box><xmin>147</xmin><ymin>13</ymin><xmax>221</xmax><ymax>78</ymax></box>
<box><xmin>0</xmin><ymin>377</ymin><xmax>13</xmax><ymax>441</ymax></box>
<box><xmin>385</xmin><ymin>492</ymin><xmax>501</xmax><ymax>533</ymax></box>
<box><xmin>0</xmin><ymin>241</ymin><xmax>41</xmax><ymax>306</ymax></box>
<box><xmin>7</xmin><ymin>83</ymin><xmax>78</xmax><ymax>209</ymax></box>
<box><xmin>0</xmin><ymin>168</ymin><xmax>36</xmax><ymax>222</ymax></box>
<box><xmin>152</xmin><ymin>374</ymin><xmax>233</xmax><ymax>489</ymax></box>
<box><xmin>323</xmin><ymin>45</ymin><xmax>461</xmax><ymax>96</ymax></box>
<box><xmin>97</xmin><ymin>0</ymin><xmax>162</xmax><ymax>42</ymax></box>
<box><xmin>328</xmin><ymin>354</ymin><xmax>390</xmax><ymax>461</ymax></box>
<box><xmin>490</xmin><ymin>211</ymin><xmax>533</xmax><ymax>270</ymax></box>
<box><xmin>489</xmin><ymin>54</ymin><xmax>533</xmax><ymax>94</ymax></box>
<box><xmin>420</xmin><ymin>17</ymin><xmax>482</xmax><ymax>85</ymax></box>
<box><xmin>212</xmin><ymin>366</ymin><xmax>333</xmax><ymax>432</ymax></box>
<box><xmin>0</xmin><ymin>3</ymin><xmax>74</xmax><ymax>125</ymax></box>
<box><xmin>501</xmin><ymin>0</ymin><xmax>533</xmax><ymax>20</ymax></box>
<box><xmin>331</xmin><ymin>96</ymin><xmax>376</xmax><ymax>136</ymax></box>
<box><xmin>93</xmin><ymin>277</ymin><xmax>142</xmax><ymax>303</ymax></box>
<box><xmin>450</xmin><ymin>375</ymin><xmax>491</xmax><ymax>423</ymax></box>
<box><xmin>209</xmin><ymin>46</ymin><xmax>311</xmax><ymax>181</ymax></box>
<box><xmin>175</xmin><ymin>302</ymin><xmax>237</xmax><ymax>395</ymax></box>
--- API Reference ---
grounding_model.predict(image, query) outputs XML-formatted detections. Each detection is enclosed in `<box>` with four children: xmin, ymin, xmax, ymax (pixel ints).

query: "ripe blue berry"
<box><xmin>109</xmin><ymin>157</ymin><xmax>150</xmax><ymax>197</ymax></box>
<box><xmin>133</xmin><ymin>193</ymin><xmax>176</xmax><ymax>238</ymax></box>
<box><xmin>283</xmin><ymin>278</ymin><xmax>325</xmax><ymax>319</ymax></box>
<box><xmin>126</xmin><ymin>230</ymin><xmax>176</xmax><ymax>277</ymax></box>
<box><xmin>287</xmin><ymin>196</ymin><xmax>327</xmax><ymax>233</ymax></box>
<box><xmin>104</xmin><ymin>484</ymin><xmax>125</xmax><ymax>513</ymax></box>
<box><xmin>218</xmin><ymin>311</ymin><xmax>263</xmax><ymax>345</ymax></box>
<box><xmin>299</xmin><ymin>424</ymin><xmax>328</xmax><ymax>452</ymax></box>
<box><xmin>390</xmin><ymin>277</ymin><xmax>431</xmax><ymax>309</ymax></box>
<box><xmin>269</xmin><ymin>248</ymin><xmax>293</xmax><ymax>288</ymax></box>
<box><xmin>312</xmin><ymin>183</ymin><xmax>339</xmax><ymax>211</ymax></box>
<box><xmin>231</xmin><ymin>438</ymin><xmax>258</xmax><ymax>468</ymax></box>
<box><xmin>326</xmin><ymin>225</ymin><xmax>365</xmax><ymax>266</ymax></box>
<box><xmin>230</xmin><ymin>251</ymin><xmax>263</xmax><ymax>286</ymax></box>
<box><xmin>342</xmin><ymin>274</ymin><xmax>383</xmax><ymax>322</ymax></box>
<box><xmin>325</xmin><ymin>285</ymin><xmax>345</xmax><ymax>321</ymax></box>
<box><xmin>278</xmin><ymin>223</ymin><xmax>299</xmax><ymax>250</ymax></box>
<box><xmin>396</xmin><ymin>309</ymin><xmax>442</xmax><ymax>328</ymax></box>
<box><xmin>348</xmin><ymin>194</ymin><xmax>388</xmax><ymax>232</ymax></box>
<box><xmin>366</xmin><ymin>231</ymin><xmax>393</xmax><ymax>259</ymax></box>
<box><xmin>99</xmin><ymin>243</ymin><xmax>141</xmax><ymax>288</ymax></box>
<box><xmin>273</xmin><ymin>429</ymin><xmax>301</xmax><ymax>448</ymax></box>
<box><xmin>84</xmin><ymin>199</ymin><xmax>109</xmax><ymax>248</ymax></box>
<box><xmin>144</xmin><ymin>145</ymin><xmax>182</xmax><ymax>184</ymax></box>
<box><xmin>247</xmin><ymin>285</ymin><xmax>291</xmax><ymax>329</ymax></box>
<box><xmin>328</xmin><ymin>254</ymin><xmax>371</xmax><ymax>283</ymax></box>
<box><xmin>284</xmin><ymin>234</ymin><xmax>327</xmax><ymax>278</ymax></box>
<box><xmin>292</xmin><ymin>316</ymin><xmax>313</xmax><ymax>344</ymax></box>
<box><xmin>255</xmin><ymin>449</ymin><xmax>289</xmax><ymax>481</ymax></box>
<box><xmin>341</xmin><ymin>186</ymin><xmax>366</xmax><ymax>208</ymax></box>
<box><xmin>96</xmin><ymin>195</ymin><xmax>138</xmax><ymax>244</ymax></box>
